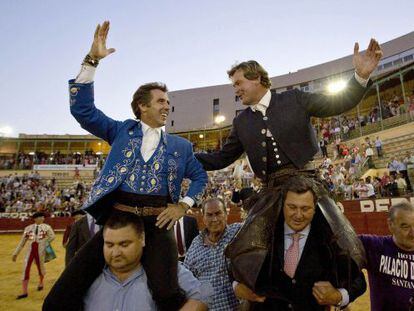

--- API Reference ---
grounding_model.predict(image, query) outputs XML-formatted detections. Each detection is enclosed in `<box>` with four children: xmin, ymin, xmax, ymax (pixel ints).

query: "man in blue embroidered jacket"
<box><xmin>43</xmin><ymin>21</ymin><xmax>207</xmax><ymax>311</ymax></box>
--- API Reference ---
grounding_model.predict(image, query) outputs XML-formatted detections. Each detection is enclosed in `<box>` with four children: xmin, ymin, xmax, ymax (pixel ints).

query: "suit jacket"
<box><xmin>183</xmin><ymin>216</ymin><xmax>199</xmax><ymax>250</ymax></box>
<box><xmin>251</xmin><ymin>210</ymin><xmax>366</xmax><ymax>311</ymax></box>
<box><xmin>69</xmin><ymin>80</ymin><xmax>208</xmax><ymax>223</ymax></box>
<box><xmin>65</xmin><ymin>216</ymin><xmax>91</xmax><ymax>266</ymax></box>
<box><xmin>196</xmin><ymin>76</ymin><xmax>370</xmax><ymax>180</ymax></box>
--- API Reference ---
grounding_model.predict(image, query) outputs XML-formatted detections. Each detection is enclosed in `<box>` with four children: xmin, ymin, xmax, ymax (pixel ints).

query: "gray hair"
<box><xmin>388</xmin><ymin>201</ymin><xmax>414</xmax><ymax>221</ymax></box>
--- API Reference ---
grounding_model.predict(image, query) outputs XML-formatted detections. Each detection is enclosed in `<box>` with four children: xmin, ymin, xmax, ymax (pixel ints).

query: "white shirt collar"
<box><xmin>284</xmin><ymin>222</ymin><xmax>311</xmax><ymax>237</ymax></box>
<box><xmin>140</xmin><ymin>120</ymin><xmax>164</xmax><ymax>136</ymax></box>
<box><xmin>250</xmin><ymin>90</ymin><xmax>271</xmax><ymax>114</ymax></box>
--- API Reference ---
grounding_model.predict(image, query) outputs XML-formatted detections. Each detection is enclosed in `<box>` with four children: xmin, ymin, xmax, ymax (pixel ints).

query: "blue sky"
<box><xmin>0</xmin><ymin>0</ymin><xmax>413</xmax><ymax>136</ymax></box>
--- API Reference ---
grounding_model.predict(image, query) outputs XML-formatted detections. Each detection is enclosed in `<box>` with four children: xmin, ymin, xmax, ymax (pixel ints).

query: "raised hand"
<box><xmin>88</xmin><ymin>21</ymin><xmax>116</xmax><ymax>60</ymax></box>
<box><xmin>353</xmin><ymin>38</ymin><xmax>383</xmax><ymax>80</ymax></box>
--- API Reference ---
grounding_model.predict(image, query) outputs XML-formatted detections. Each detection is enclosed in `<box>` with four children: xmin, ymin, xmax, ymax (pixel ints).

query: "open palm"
<box><xmin>89</xmin><ymin>21</ymin><xmax>116</xmax><ymax>60</ymax></box>
<box><xmin>353</xmin><ymin>38</ymin><xmax>383</xmax><ymax>79</ymax></box>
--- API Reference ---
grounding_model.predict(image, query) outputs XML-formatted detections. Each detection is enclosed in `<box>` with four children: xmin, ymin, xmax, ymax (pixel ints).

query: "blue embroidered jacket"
<box><xmin>69</xmin><ymin>80</ymin><xmax>207</xmax><ymax>221</ymax></box>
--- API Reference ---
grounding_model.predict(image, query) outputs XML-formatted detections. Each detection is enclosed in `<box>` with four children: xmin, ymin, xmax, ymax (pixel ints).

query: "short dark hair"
<box><xmin>104</xmin><ymin>210</ymin><xmax>144</xmax><ymax>237</ymax></box>
<box><xmin>388</xmin><ymin>201</ymin><xmax>414</xmax><ymax>221</ymax></box>
<box><xmin>202</xmin><ymin>197</ymin><xmax>226</xmax><ymax>214</ymax></box>
<box><xmin>131</xmin><ymin>82</ymin><xmax>168</xmax><ymax>119</ymax></box>
<box><xmin>282</xmin><ymin>175</ymin><xmax>320</xmax><ymax>205</ymax></box>
<box><xmin>227</xmin><ymin>60</ymin><xmax>272</xmax><ymax>89</ymax></box>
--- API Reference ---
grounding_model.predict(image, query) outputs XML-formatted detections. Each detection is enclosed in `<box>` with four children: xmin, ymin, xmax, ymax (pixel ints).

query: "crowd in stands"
<box><xmin>315</xmin><ymin>89</ymin><xmax>414</xmax><ymax>142</ymax></box>
<box><xmin>0</xmin><ymin>150</ymin><xmax>104</xmax><ymax>170</ymax></box>
<box><xmin>2</xmin><ymin>132</ymin><xmax>414</xmax><ymax>217</ymax></box>
<box><xmin>0</xmin><ymin>173</ymin><xmax>90</xmax><ymax>215</ymax></box>
<box><xmin>317</xmin><ymin>136</ymin><xmax>414</xmax><ymax>200</ymax></box>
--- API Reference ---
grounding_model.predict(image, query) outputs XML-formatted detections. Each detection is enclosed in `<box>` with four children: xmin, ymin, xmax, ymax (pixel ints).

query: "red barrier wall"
<box><xmin>2</xmin><ymin>197</ymin><xmax>411</xmax><ymax>234</ymax></box>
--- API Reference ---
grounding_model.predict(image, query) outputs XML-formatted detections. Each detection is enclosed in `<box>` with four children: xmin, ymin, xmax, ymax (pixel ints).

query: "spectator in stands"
<box><xmin>184</xmin><ymin>198</ymin><xmax>241</xmax><ymax>310</ymax></box>
<box><xmin>365</xmin><ymin>144</ymin><xmax>375</xmax><ymax>168</ymax></box>
<box><xmin>400</xmin><ymin>155</ymin><xmax>412</xmax><ymax>192</ymax></box>
<box><xmin>388</xmin><ymin>175</ymin><xmax>399</xmax><ymax>197</ymax></box>
<box><xmin>374</xmin><ymin>136</ymin><xmax>383</xmax><ymax>157</ymax></box>
<box><xmin>359</xmin><ymin>201</ymin><xmax>414</xmax><ymax>311</ymax></box>
<box><xmin>396</xmin><ymin>173</ymin><xmax>408</xmax><ymax>195</ymax></box>
<box><xmin>388</xmin><ymin>157</ymin><xmax>400</xmax><ymax>178</ymax></box>
<box><xmin>12</xmin><ymin>212</ymin><xmax>55</xmax><ymax>299</ymax></box>
<box><xmin>354</xmin><ymin>179</ymin><xmax>369</xmax><ymax>199</ymax></box>
<box><xmin>82</xmin><ymin>210</ymin><xmax>210</xmax><ymax>311</ymax></box>
<box><xmin>319</xmin><ymin>138</ymin><xmax>328</xmax><ymax>158</ymax></box>
<box><xmin>365</xmin><ymin>176</ymin><xmax>376</xmax><ymax>199</ymax></box>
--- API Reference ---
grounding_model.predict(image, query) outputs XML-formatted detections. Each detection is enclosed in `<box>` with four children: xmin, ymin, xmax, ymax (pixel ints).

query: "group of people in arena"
<box><xmin>10</xmin><ymin>20</ymin><xmax>414</xmax><ymax>311</ymax></box>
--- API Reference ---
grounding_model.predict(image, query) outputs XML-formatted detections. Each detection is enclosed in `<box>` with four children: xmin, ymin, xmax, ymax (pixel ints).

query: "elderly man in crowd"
<box><xmin>233</xmin><ymin>176</ymin><xmax>366</xmax><ymax>310</ymax></box>
<box><xmin>84</xmin><ymin>210</ymin><xmax>210</xmax><ymax>311</ymax></box>
<box><xmin>184</xmin><ymin>198</ymin><xmax>242</xmax><ymax>310</ymax></box>
<box><xmin>359</xmin><ymin>201</ymin><xmax>414</xmax><ymax>311</ymax></box>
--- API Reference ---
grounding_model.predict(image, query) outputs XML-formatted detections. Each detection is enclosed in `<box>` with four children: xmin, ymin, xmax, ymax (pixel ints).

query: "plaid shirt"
<box><xmin>184</xmin><ymin>223</ymin><xmax>242</xmax><ymax>311</ymax></box>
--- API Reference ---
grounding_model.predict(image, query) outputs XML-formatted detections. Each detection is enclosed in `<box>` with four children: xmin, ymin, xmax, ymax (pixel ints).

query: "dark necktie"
<box><xmin>176</xmin><ymin>220</ymin><xmax>185</xmax><ymax>257</ymax></box>
<box><xmin>35</xmin><ymin>225</ymin><xmax>38</xmax><ymax>236</ymax></box>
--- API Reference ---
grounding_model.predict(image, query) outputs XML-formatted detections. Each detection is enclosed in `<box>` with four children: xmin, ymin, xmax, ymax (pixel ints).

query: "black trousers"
<box><xmin>43</xmin><ymin>193</ymin><xmax>186</xmax><ymax>311</ymax></box>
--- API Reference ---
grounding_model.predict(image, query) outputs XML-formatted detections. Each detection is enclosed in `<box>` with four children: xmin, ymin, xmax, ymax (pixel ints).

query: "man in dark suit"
<box><xmin>65</xmin><ymin>214</ymin><xmax>98</xmax><ymax>266</ymax></box>
<box><xmin>196</xmin><ymin>39</ymin><xmax>382</xmax><ymax>182</ymax></box>
<box><xmin>196</xmin><ymin>39</ymin><xmax>382</xmax><ymax>291</ymax></box>
<box><xmin>174</xmin><ymin>215</ymin><xmax>199</xmax><ymax>261</ymax></box>
<box><xmin>62</xmin><ymin>210</ymin><xmax>85</xmax><ymax>248</ymax></box>
<box><xmin>233</xmin><ymin>176</ymin><xmax>366</xmax><ymax>310</ymax></box>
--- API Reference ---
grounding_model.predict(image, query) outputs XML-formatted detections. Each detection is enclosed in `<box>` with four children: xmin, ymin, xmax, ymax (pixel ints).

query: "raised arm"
<box><xmin>70</xmin><ymin>21</ymin><xmax>121</xmax><ymax>144</ymax></box>
<box><xmin>300</xmin><ymin>38</ymin><xmax>383</xmax><ymax>118</ymax></box>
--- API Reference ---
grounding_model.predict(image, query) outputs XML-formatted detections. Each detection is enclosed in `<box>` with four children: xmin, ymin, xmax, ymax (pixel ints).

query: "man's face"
<box><xmin>283</xmin><ymin>191</ymin><xmax>316</xmax><ymax>232</ymax></box>
<box><xmin>140</xmin><ymin>89</ymin><xmax>170</xmax><ymax>127</ymax></box>
<box><xmin>231</xmin><ymin>69</ymin><xmax>262</xmax><ymax>106</ymax></box>
<box><xmin>388</xmin><ymin>209</ymin><xmax>414</xmax><ymax>251</ymax></box>
<box><xmin>103</xmin><ymin>225</ymin><xmax>145</xmax><ymax>274</ymax></box>
<box><xmin>203</xmin><ymin>201</ymin><xmax>227</xmax><ymax>235</ymax></box>
<box><xmin>34</xmin><ymin>216</ymin><xmax>44</xmax><ymax>225</ymax></box>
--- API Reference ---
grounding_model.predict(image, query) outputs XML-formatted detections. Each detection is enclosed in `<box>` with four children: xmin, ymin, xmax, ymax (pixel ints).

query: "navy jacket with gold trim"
<box><xmin>69</xmin><ymin>80</ymin><xmax>207</xmax><ymax>222</ymax></box>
